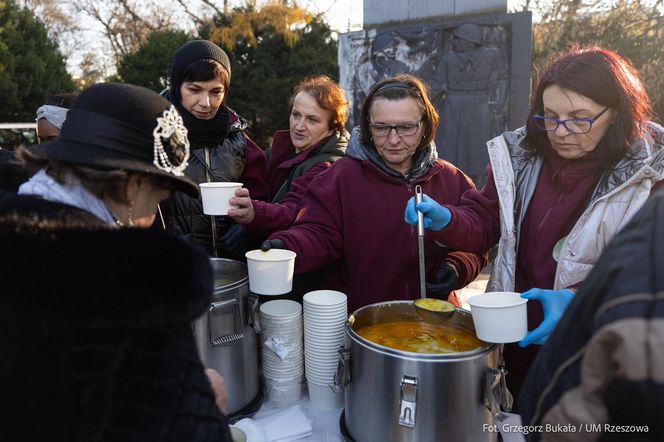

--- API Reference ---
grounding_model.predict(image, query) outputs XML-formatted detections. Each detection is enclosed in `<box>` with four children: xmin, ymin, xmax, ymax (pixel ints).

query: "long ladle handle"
<box><xmin>415</xmin><ymin>185</ymin><xmax>426</xmax><ymax>299</ymax></box>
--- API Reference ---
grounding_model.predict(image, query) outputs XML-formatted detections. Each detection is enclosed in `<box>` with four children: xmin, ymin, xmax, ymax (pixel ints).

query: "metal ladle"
<box><xmin>412</xmin><ymin>185</ymin><xmax>456</xmax><ymax>321</ymax></box>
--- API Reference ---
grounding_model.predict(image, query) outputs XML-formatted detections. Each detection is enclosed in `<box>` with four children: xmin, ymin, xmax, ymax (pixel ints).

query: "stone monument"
<box><xmin>339</xmin><ymin>7</ymin><xmax>532</xmax><ymax>186</ymax></box>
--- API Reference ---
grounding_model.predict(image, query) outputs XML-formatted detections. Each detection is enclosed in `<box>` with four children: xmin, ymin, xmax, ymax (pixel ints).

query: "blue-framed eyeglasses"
<box><xmin>532</xmin><ymin>107</ymin><xmax>610</xmax><ymax>134</ymax></box>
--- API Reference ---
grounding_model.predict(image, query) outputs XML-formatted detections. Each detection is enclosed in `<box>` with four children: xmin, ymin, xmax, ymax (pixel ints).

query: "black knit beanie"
<box><xmin>169</xmin><ymin>40</ymin><xmax>231</xmax><ymax>96</ymax></box>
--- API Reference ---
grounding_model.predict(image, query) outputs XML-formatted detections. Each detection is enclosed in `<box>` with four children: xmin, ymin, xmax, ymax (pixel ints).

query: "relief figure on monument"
<box><xmin>350</xmin><ymin>31</ymin><xmax>411</xmax><ymax>126</ymax></box>
<box><xmin>423</xmin><ymin>23</ymin><xmax>509</xmax><ymax>186</ymax></box>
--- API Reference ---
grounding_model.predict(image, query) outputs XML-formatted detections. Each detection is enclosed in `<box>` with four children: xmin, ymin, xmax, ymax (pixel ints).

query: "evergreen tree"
<box><xmin>206</xmin><ymin>5</ymin><xmax>338</xmax><ymax>148</ymax></box>
<box><xmin>0</xmin><ymin>0</ymin><xmax>74</xmax><ymax>121</ymax></box>
<box><xmin>116</xmin><ymin>30</ymin><xmax>191</xmax><ymax>93</ymax></box>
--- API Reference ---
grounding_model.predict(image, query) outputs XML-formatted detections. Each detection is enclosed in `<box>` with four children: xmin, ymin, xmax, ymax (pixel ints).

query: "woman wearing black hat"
<box><xmin>0</xmin><ymin>82</ymin><xmax>233</xmax><ymax>442</ymax></box>
<box><xmin>159</xmin><ymin>39</ymin><xmax>269</xmax><ymax>259</ymax></box>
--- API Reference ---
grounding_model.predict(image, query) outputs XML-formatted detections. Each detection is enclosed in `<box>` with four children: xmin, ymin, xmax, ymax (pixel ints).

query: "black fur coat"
<box><xmin>0</xmin><ymin>191</ymin><xmax>232</xmax><ymax>442</ymax></box>
<box><xmin>0</xmin><ymin>148</ymin><xmax>31</xmax><ymax>192</ymax></box>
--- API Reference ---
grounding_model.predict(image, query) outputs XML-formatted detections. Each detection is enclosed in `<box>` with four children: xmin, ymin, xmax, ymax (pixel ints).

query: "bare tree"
<box><xmin>68</xmin><ymin>0</ymin><xmax>180</xmax><ymax>60</ymax></box>
<box><xmin>518</xmin><ymin>0</ymin><xmax>664</xmax><ymax>119</ymax></box>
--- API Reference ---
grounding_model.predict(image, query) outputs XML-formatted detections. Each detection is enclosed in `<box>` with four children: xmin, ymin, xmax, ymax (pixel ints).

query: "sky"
<box><xmin>312</xmin><ymin>0</ymin><xmax>523</xmax><ymax>32</ymax></box>
<box><xmin>303</xmin><ymin>0</ymin><xmax>364</xmax><ymax>33</ymax></box>
<box><xmin>63</xmin><ymin>0</ymin><xmax>365</xmax><ymax>77</ymax></box>
<box><xmin>62</xmin><ymin>0</ymin><xmax>525</xmax><ymax>77</ymax></box>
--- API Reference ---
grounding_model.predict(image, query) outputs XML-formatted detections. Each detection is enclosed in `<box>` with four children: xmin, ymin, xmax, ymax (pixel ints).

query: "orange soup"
<box><xmin>357</xmin><ymin>320</ymin><xmax>484</xmax><ymax>354</ymax></box>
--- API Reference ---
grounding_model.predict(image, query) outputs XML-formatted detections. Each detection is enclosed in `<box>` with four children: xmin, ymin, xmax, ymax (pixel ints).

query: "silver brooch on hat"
<box><xmin>153</xmin><ymin>105</ymin><xmax>190</xmax><ymax>177</ymax></box>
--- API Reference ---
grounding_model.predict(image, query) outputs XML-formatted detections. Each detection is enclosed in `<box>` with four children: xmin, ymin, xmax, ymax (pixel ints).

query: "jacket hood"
<box><xmin>346</xmin><ymin>126</ymin><xmax>438</xmax><ymax>182</ymax></box>
<box><xmin>317</xmin><ymin>129</ymin><xmax>349</xmax><ymax>156</ymax></box>
<box><xmin>0</xmin><ymin>202</ymin><xmax>213</xmax><ymax>333</ymax></box>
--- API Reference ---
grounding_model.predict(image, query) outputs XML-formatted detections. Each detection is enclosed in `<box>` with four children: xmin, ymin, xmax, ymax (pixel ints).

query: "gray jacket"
<box><xmin>488</xmin><ymin>122</ymin><xmax>664</xmax><ymax>291</ymax></box>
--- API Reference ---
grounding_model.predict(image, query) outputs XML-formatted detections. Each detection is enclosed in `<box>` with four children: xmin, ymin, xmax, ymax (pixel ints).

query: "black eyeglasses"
<box><xmin>532</xmin><ymin>107</ymin><xmax>610</xmax><ymax>134</ymax></box>
<box><xmin>369</xmin><ymin>120</ymin><xmax>422</xmax><ymax>137</ymax></box>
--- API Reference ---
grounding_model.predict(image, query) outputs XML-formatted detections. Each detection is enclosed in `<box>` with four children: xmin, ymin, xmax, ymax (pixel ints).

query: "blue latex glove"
<box><xmin>404</xmin><ymin>194</ymin><xmax>452</xmax><ymax>231</ymax></box>
<box><xmin>518</xmin><ymin>288</ymin><xmax>575</xmax><ymax>348</ymax></box>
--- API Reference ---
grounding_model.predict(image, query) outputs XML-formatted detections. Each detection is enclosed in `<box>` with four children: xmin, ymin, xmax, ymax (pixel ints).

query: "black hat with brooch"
<box><xmin>29</xmin><ymin>82</ymin><xmax>198</xmax><ymax>197</ymax></box>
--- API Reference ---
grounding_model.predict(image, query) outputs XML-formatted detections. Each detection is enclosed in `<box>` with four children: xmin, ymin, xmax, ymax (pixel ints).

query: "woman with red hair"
<box><xmin>406</xmin><ymin>47</ymin><xmax>664</xmax><ymax>404</ymax></box>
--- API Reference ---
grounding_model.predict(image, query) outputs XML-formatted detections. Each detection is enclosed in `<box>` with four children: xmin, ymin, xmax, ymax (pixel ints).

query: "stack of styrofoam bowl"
<box><xmin>260</xmin><ymin>300</ymin><xmax>304</xmax><ymax>406</ymax></box>
<box><xmin>302</xmin><ymin>290</ymin><xmax>348</xmax><ymax>410</ymax></box>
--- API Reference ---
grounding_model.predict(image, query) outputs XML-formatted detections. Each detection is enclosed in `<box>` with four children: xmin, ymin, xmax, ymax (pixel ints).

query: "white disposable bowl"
<box><xmin>303</xmin><ymin>290</ymin><xmax>347</xmax><ymax>307</ymax></box>
<box><xmin>246</xmin><ymin>249</ymin><xmax>296</xmax><ymax>295</ymax></box>
<box><xmin>199</xmin><ymin>182</ymin><xmax>242</xmax><ymax>215</ymax></box>
<box><xmin>307</xmin><ymin>380</ymin><xmax>343</xmax><ymax>410</ymax></box>
<box><xmin>467</xmin><ymin>292</ymin><xmax>528</xmax><ymax>343</ymax></box>
<box><xmin>260</xmin><ymin>299</ymin><xmax>301</xmax><ymax>317</ymax></box>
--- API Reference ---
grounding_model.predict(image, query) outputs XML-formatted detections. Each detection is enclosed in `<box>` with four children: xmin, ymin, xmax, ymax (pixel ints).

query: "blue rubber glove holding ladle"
<box><xmin>404</xmin><ymin>193</ymin><xmax>575</xmax><ymax>344</ymax></box>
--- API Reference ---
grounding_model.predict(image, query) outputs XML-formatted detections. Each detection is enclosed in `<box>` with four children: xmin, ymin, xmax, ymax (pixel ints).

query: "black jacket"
<box><xmin>0</xmin><ymin>191</ymin><xmax>232</xmax><ymax>442</ymax></box>
<box><xmin>520</xmin><ymin>189</ymin><xmax>664</xmax><ymax>441</ymax></box>
<box><xmin>159</xmin><ymin>90</ymin><xmax>268</xmax><ymax>260</ymax></box>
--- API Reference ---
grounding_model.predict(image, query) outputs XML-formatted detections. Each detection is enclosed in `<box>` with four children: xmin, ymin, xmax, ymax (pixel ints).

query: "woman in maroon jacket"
<box><xmin>262</xmin><ymin>74</ymin><xmax>486</xmax><ymax>312</ymax></box>
<box><xmin>228</xmin><ymin>75</ymin><xmax>349</xmax><ymax>237</ymax></box>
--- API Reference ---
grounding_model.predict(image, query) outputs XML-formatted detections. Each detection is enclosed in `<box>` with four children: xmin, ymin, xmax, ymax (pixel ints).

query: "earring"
<box><xmin>127</xmin><ymin>200</ymin><xmax>135</xmax><ymax>227</ymax></box>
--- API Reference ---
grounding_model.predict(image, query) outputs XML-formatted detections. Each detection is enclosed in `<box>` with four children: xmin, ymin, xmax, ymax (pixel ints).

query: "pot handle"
<box><xmin>331</xmin><ymin>345</ymin><xmax>351</xmax><ymax>392</ymax></box>
<box><xmin>398</xmin><ymin>376</ymin><xmax>418</xmax><ymax>428</ymax></box>
<box><xmin>247</xmin><ymin>293</ymin><xmax>261</xmax><ymax>333</ymax></box>
<box><xmin>208</xmin><ymin>299</ymin><xmax>245</xmax><ymax>346</ymax></box>
<box><xmin>484</xmin><ymin>366</ymin><xmax>513</xmax><ymax>415</ymax></box>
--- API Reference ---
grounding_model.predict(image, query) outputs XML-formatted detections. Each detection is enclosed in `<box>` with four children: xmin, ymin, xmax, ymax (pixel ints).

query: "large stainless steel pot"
<box><xmin>193</xmin><ymin>258</ymin><xmax>259</xmax><ymax>414</ymax></box>
<box><xmin>334</xmin><ymin>301</ymin><xmax>502</xmax><ymax>442</ymax></box>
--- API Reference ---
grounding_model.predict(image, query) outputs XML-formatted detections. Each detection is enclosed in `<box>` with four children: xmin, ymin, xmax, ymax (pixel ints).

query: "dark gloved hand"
<box><xmin>260</xmin><ymin>238</ymin><xmax>286</xmax><ymax>252</ymax></box>
<box><xmin>518</xmin><ymin>288</ymin><xmax>575</xmax><ymax>348</ymax></box>
<box><xmin>425</xmin><ymin>263</ymin><xmax>459</xmax><ymax>299</ymax></box>
<box><xmin>404</xmin><ymin>194</ymin><xmax>452</xmax><ymax>231</ymax></box>
<box><xmin>219</xmin><ymin>223</ymin><xmax>250</xmax><ymax>257</ymax></box>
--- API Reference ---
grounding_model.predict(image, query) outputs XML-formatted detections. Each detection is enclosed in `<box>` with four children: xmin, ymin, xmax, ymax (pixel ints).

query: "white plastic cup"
<box><xmin>199</xmin><ymin>182</ymin><xmax>242</xmax><ymax>215</ymax></box>
<box><xmin>467</xmin><ymin>292</ymin><xmax>528</xmax><ymax>343</ymax></box>
<box><xmin>246</xmin><ymin>249</ymin><xmax>296</xmax><ymax>295</ymax></box>
<box><xmin>307</xmin><ymin>380</ymin><xmax>343</xmax><ymax>410</ymax></box>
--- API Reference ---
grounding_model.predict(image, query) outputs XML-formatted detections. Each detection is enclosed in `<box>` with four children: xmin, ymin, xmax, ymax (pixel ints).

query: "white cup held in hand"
<box><xmin>245</xmin><ymin>249</ymin><xmax>296</xmax><ymax>295</ymax></box>
<box><xmin>199</xmin><ymin>182</ymin><xmax>242</xmax><ymax>215</ymax></box>
<box><xmin>467</xmin><ymin>292</ymin><xmax>528</xmax><ymax>343</ymax></box>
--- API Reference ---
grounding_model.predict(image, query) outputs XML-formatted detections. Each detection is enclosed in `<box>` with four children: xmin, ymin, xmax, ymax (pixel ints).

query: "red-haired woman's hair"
<box><xmin>289</xmin><ymin>76</ymin><xmax>349</xmax><ymax>132</ymax></box>
<box><xmin>525</xmin><ymin>47</ymin><xmax>652</xmax><ymax>168</ymax></box>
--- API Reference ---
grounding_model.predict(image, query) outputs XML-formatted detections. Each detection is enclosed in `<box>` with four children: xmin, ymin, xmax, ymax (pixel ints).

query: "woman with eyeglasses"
<box><xmin>261</xmin><ymin>74</ymin><xmax>487</xmax><ymax>312</ymax></box>
<box><xmin>405</xmin><ymin>47</ymin><xmax>664</xmax><ymax>404</ymax></box>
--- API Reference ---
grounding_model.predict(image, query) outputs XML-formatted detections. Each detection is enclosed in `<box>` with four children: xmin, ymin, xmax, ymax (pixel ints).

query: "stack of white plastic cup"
<box><xmin>260</xmin><ymin>300</ymin><xmax>304</xmax><ymax>406</ymax></box>
<box><xmin>302</xmin><ymin>290</ymin><xmax>348</xmax><ymax>410</ymax></box>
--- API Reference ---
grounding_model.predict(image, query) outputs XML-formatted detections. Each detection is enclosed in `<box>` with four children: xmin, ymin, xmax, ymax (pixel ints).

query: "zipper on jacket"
<box><xmin>204</xmin><ymin>147</ymin><xmax>219</xmax><ymax>257</ymax></box>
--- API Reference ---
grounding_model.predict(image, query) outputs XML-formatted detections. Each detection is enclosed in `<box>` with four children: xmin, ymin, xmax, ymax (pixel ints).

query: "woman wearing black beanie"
<box><xmin>159</xmin><ymin>39</ymin><xmax>269</xmax><ymax>259</ymax></box>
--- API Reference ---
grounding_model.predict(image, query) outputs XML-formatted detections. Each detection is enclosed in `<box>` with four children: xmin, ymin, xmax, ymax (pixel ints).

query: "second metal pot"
<box><xmin>193</xmin><ymin>258</ymin><xmax>259</xmax><ymax>415</ymax></box>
